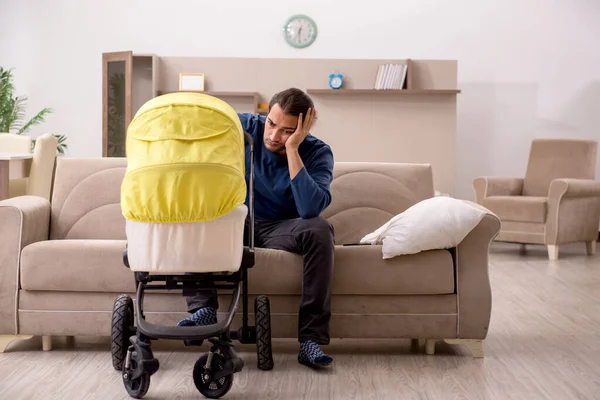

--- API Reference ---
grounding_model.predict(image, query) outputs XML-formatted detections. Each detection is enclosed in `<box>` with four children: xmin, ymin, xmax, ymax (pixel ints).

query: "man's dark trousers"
<box><xmin>185</xmin><ymin>216</ymin><xmax>335</xmax><ymax>345</ymax></box>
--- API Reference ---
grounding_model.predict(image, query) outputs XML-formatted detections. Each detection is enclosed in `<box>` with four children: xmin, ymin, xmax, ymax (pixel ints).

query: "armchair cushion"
<box><xmin>522</xmin><ymin>139</ymin><xmax>597</xmax><ymax>196</ymax></box>
<box><xmin>473</xmin><ymin>177</ymin><xmax>523</xmax><ymax>202</ymax></box>
<box><xmin>483</xmin><ymin>196</ymin><xmax>548</xmax><ymax>223</ymax></box>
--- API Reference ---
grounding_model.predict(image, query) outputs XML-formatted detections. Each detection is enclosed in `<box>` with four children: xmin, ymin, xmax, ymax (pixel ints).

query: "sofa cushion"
<box><xmin>321</xmin><ymin>163</ymin><xmax>436</xmax><ymax>245</ymax></box>
<box><xmin>20</xmin><ymin>240</ymin><xmax>455</xmax><ymax>296</ymax></box>
<box><xmin>483</xmin><ymin>195</ymin><xmax>548</xmax><ymax>223</ymax></box>
<box><xmin>249</xmin><ymin>245</ymin><xmax>454</xmax><ymax>295</ymax></box>
<box><xmin>334</xmin><ymin>245</ymin><xmax>455</xmax><ymax>295</ymax></box>
<box><xmin>50</xmin><ymin>157</ymin><xmax>127</xmax><ymax>240</ymax></box>
<box><xmin>20</xmin><ymin>240</ymin><xmax>131</xmax><ymax>292</ymax></box>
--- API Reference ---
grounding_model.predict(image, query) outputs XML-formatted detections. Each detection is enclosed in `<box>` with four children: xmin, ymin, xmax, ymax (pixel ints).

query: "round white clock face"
<box><xmin>330</xmin><ymin>77</ymin><xmax>342</xmax><ymax>88</ymax></box>
<box><xmin>283</xmin><ymin>15</ymin><xmax>317</xmax><ymax>48</ymax></box>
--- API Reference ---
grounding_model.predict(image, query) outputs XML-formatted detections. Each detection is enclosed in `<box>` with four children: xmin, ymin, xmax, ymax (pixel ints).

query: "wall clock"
<box><xmin>283</xmin><ymin>14</ymin><xmax>317</xmax><ymax>48</ymax></box>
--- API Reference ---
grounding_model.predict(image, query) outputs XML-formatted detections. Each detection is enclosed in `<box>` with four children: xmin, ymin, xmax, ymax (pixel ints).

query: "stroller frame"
<box><xmin>111</xmin><ymin>132</ymin><xmax>272</xmax><ymax>399</ymax></box>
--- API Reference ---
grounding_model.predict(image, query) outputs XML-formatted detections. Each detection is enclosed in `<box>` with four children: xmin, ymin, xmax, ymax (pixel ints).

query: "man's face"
<box><xmin>263</xmin><ymin>103</ymin><xmax>298</xmax><ymax>154</ymax></box>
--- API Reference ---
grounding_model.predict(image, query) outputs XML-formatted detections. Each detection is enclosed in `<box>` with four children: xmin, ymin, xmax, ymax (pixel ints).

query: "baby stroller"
<box><xmin>110</xmin><ymin>92</ymin><xmax>273</xmax><ymax>399</ymax></box>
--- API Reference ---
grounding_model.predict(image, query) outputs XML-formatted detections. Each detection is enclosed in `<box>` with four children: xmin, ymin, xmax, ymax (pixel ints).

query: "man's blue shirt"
<box><xmin>238</xmin><ymin>113</ymin><xmax>334</xmax><ymax>220</ymax></box>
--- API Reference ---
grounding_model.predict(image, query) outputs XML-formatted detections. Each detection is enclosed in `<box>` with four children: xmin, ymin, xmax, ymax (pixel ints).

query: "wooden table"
<box><xmin>0</xmin><ymin>152</ymin><xmax>33</xmax><ymax>201</ymax></box>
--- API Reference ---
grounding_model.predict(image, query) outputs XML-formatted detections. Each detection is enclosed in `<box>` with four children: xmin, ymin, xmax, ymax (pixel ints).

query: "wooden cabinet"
<box><xmin>102</xmin><ymin>51</ymin><xmax>159</xmax><ymax>157</ymax></box>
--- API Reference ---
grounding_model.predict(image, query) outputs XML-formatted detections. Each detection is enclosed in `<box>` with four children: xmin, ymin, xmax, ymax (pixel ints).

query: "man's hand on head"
<box><xmin>285</xmin><ymin>108</ymin><xmax>316</xmax><ymax>153</ymax></box>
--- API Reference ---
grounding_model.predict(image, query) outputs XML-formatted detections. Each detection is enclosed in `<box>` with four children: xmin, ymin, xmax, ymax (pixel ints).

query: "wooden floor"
<box><xmin>1</xmin><ymin>242</ymin><xmax>599</xmax><ymax>399</ymax></box>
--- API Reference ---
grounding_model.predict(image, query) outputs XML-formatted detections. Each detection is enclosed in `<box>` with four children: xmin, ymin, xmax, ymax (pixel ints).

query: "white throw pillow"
<box><xmin>359</xmin><ymin>197</ymin><xmax>487</xmax><ymax>259</ymax></box>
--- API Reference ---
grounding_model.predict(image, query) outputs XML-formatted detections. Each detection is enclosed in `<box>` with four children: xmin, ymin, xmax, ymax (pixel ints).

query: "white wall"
<box><xmin>1</xmin><ymin>0</ymin><xmax>599</xmax><ymax>199</ymax></box>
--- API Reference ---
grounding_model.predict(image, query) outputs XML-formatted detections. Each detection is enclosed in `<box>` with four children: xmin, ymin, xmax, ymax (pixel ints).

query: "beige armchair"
<box><xmin>8</xmin><ymin>133</ymin><xmax>58</xmax><ymax>201</ymax></box>
<box><xmin>474</xmin><ymin>138</ymin><xmax>600</xmax><ymax>260</ymax></box>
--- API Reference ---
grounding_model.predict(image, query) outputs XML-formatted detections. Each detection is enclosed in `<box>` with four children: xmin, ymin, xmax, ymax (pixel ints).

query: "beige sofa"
<box><xmin>474</xmin><ymin>138</ymin><xmax>600</xmax><ymax>260</ymax></box>
<box><xmin>0</xmin><ymin>157</ymin><xmax>500</xmax><ymax>357</ymax></box>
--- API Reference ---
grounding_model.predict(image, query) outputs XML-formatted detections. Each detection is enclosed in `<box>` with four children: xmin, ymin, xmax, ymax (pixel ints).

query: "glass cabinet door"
<box><xmin>102</xmin><ymin>51</ymin><xmax>132</xmax><ymax>157</ymax></box>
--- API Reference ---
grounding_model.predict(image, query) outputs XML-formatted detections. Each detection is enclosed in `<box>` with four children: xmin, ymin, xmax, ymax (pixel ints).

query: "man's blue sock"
<box><xmin>298</xmin><ymin>340</ymin><xmax>334</xmax><ymax>367</ymax></box>
<box><xmin>177</xmin><ymin>307</ymin><xmax>218</xmax><ymax>327</ymax></box>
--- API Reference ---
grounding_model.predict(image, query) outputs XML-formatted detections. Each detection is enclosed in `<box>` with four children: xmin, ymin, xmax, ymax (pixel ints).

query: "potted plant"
<box><xmin>0</xmin><ymin>66</ymin><xmax>68</xmax><ymax>154</ymax></box>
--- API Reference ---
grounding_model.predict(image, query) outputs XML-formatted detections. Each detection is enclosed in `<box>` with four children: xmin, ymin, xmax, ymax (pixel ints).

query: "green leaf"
<box><xmin>9</xmin><ymin>96</ymin><xmax>27</xmax><ymax>131</ymax></box>
<box><xmin>54</xmin><ymin>134</ymin><xmax>68</xmax><ymax>155</ymax></box>
<box><xmin>16</xmin><ymin>107</ymin><xmax>53</xmax><ymax>135</ymax></box>
<box><xmin>0</xmin><ymin>67</ymin><xmax>16</xmax><ymax>132</ymax></box>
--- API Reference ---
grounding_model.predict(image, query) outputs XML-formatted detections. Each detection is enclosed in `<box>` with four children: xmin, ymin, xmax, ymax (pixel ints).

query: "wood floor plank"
<box><xmin>0</xmin><ymin>242</ymin><xmax>599</xmax><ymax>399</ymax></box>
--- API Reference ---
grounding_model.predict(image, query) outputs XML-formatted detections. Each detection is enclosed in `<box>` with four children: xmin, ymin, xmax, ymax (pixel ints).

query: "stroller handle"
<box><xmin>244</xmin><ymin>131</ymin><xmax>255</xmax><ymax>251</ymax></box>
<box><xmin>244</xmin><ymin>131</ymin><xmax>254</xmax><ymax>146</ymax></box>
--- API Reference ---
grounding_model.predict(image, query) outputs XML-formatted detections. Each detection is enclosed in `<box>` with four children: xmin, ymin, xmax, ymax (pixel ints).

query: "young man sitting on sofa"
<box><xmin>178</xmin><ymin>88</ymin><xmax>337</xmax><ymax>368</ymax></box>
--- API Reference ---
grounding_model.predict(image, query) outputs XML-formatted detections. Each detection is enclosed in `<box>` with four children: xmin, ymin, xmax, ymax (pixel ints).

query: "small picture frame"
<box><xmin>179</xmin><ymin>73</ymin><xmax>205</xmax><ymax>92</ymax></box>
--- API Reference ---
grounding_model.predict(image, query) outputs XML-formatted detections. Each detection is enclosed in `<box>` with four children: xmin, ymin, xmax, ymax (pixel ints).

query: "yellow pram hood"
<box><xmin>121</xmin><ymin>92</ymin><xmax>246</xmax><ymax>223</ymax></box>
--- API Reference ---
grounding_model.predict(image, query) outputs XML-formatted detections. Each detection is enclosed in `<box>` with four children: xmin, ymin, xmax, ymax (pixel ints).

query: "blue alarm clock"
<box><xmin>329</xmin><ymin>73</ymin><xmax>343</xmax><ymax>89</ymax></box>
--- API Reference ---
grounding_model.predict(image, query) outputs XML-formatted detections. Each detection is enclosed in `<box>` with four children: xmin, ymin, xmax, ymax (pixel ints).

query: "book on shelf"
<box><xmin>373</xmin><ymin>63</ymin><xmax>408</xmax><ymax>90</ymax></box>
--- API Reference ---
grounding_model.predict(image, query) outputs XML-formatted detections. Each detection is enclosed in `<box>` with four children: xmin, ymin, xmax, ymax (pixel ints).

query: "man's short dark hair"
<box><xmin>269</xmin><ymin>88</ymin><xmax>314</xmax><ymax>118</ymax></box>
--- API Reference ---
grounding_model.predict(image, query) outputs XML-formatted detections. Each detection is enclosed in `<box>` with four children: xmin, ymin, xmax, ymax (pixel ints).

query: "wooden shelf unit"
<box><xmin>307</xmin><ymin>59</ymin><xmax>460</xmax><ymax>95</ymax></box>
<box><xmin>306</xmin><ymin>89</ymin><xmax>461</xmax><ymax>95</ymax></box>
<box><xmin>101</xmin><ymin>52</ymin><xmax>461</xmax><ymax>196</ymax></box>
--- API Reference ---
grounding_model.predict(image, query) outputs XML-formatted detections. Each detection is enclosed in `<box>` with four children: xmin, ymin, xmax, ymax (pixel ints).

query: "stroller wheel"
<box><xmin>122</xmin><ymin>350</ymin><xmax>151</xmax><ymax>399</ymax></box>
<box><xmin>111</xmin><ymin>294</ymin><xmax>135</xmax><ymax>371</ymax></box>
<box><xmin>255</xmin><ymin>295</ymin><xmax>274</xmax><ymax>371</ymax></box>
<box><xmin>193</xmin><ymin>353</ymin><xmax>234</xmax><ymax>399</ymax></box>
